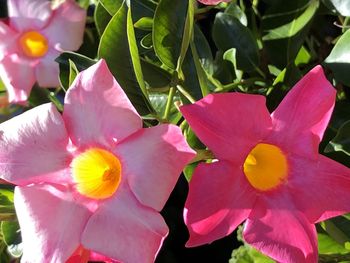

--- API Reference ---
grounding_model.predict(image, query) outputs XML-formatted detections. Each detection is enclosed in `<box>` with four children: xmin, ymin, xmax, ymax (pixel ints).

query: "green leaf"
<box><xmin>98</xmin><ymin>3</ymin><xmax>154</xmax><ymax>115</ymax></box>
<box><xmin>325</xmin><ymin>29</ymin><xmax>350</xmax><ymax>86</ymax></box>
<box><xmin>1</xmin><ymin>221</ymin><xmax>20</xmax><ymax>246</ymax></box>
<box><xmin>55</xmin><ymin>51</ymin><xmax>96</xmax><ymax>91</ymax></box>
<box><xmin>100</xmin><ymin>0</ymin><xmax>123</xmax><ymax>15</ymax></box>
<box><xmin>318</xmin><ymin>231</ymin><xmax>349</xmax><ymax>254</ymax></box>
<box><xmin>323</xmin><ymin>0</ymin><xmax>350</xmax><ymax>16</ymax></box>
<box><xmin>230</xmin><ymin>245</ymin><xmax>274</xmax><ymax>263</ymax></box>
<box><xmin>0</xmin><ymin>187</ymin><xmax>15</xmax><ymax>221</ymax></box>
<box><xmin>212</xmin><ymin>13</ymin><xmax>260</xmax><ymax>72</ymax></box>
<box><xmin>141</xmin><ymin>60</ymin><xmax>172</xmax><ymax>89</ymax></box>
<box><xmin>262</xmin><ymin>0</ymin><xmax>319</xmax><ymax>41</ymax></box>
<box><xmin>262</xmin><ymin>0</ymin><xmax>318</xmax><ymax>67</ymax></box>
<box><xmin>134</xmin><ymin>17</ymin><xmax>153</xmax><ymax>30</ymax></box>
<box><xmin>94</xmin><ymin>2</ymin><xmax>112</xmax><ymax>36</ymax></box>
<box><xmin>225</xmin><ymin>2</ymin><xmax>248</xmax><ymax>26</ymax></box>
<box><xmin>153</xmin><ymin>0</ymin><xmax>194</xmax><ymax>72</ymax></box>
<box><xmin>325</xmin><ymin>120</ymin><xmax>350</xmax><ymax>155</ymax></box>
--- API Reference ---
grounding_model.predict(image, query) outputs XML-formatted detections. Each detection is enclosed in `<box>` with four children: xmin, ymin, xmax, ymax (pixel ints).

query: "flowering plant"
<box><xmin>0</xmin><ymin>0</ymin><xmax>350</xmax><ymax>262</ymax></box>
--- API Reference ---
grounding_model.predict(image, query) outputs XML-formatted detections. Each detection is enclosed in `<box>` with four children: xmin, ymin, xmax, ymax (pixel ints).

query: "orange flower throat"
<box><xmin>243</xmin><ymin>143</ymin><xmax>288</xmax><ymax>191</ymax></box>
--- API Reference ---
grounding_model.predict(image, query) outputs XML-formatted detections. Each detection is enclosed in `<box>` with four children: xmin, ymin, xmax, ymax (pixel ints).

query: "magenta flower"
<box><xmin>0</xmin><ymin>60</ymin><xmax>195</xmax><ymax>262</ymax></box>
<box><xmin>198</xmin><ymin>0</ymin><xmax>231</xmax><ymax>5</ymax></box>
<box><xmin>180</xmin><ymin>66</ymin><xmax>350</xmax><ymax>262</ymax></box>
<box><xmin>0</xmin><ymin>0</ymin><xmax>86</xmax><ymax>104</ymax></box>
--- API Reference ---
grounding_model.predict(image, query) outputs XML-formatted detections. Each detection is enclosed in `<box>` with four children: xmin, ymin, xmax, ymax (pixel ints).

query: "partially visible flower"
<box><xmin>0</xmin><ymin>60</ymin><xmax>195</xmax><ymax>262</ymax></box>
<box><xmin>180</xmin><ymin>66</ymin><xmax>350</xmax><ymax>263</ymax></box>
<box><xmin>0</xmin><ymin>0</ymin><xmax>86</xmax><ymax>104</ymax></box>
<box><xmin>198</xmin><ymin>0</ymin><xmax>231</xmax><ymax>5</ymax></box>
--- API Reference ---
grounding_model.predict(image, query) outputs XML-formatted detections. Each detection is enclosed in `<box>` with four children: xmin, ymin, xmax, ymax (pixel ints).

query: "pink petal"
<box><xmin>81</xmin><ymin>186</ymin><xmax>168</xmax><ymax>263</ymax></box>
<box><xmin>287</xmin><ymin>154</ymin><xmax>350</xmax><ymax>223</ymax></box>
<box><xmin>35</xmin><ymin>49</ymin><xmax>60</xmax><ymax>87</ymax></box>
<box><xmin>0</xmin><ymin>103</ymin><xmax>71</xmax><ymax>185</ymax></box>
<box><xmin>185</xmin><ymin>161</ymin><xmax>256</xmax><ymax>247</ymax></box>
<box><xmin>63</xmin><ymin>60</ymin><xmax>142</xmax><ymax>148</ymax></box>
<box><xmin>198</xmin><ymin>0</ymin><xmax>231</xmax><ymax>5</ymax></box>
<box><xmin>42</xmin><ymin>0</ymin><xmax>86</xmax><ymax>51</ymax></box>
<box><xmin>7</xmin><ymin>0</ymin><xmax>52</xmax><ymax>31</ymax></box>
<box><xmin>115</xmin><ymin>124</ymin><xmax>195</xmax><ymax>211</ymax></box>
<box><xmin>180</xmin><ymin>93</ymin><xmax>272</xmax><ymax>163</ymax></box>
<box><xmin>15</xmin><ymin>184</ymin><xmax>91</xmax><ymax>263</ymax></box>
<box><xmin>0</xmin><ymin>53</ymin><xmax>36</xmax><ymax>104</ymax></box>
<box><xmin>270</xmin><ymin>65</ymin><xmax>336</xmax><ymax>158</ymax></box>
<box><xmin>0</xmin><ymin>21</ymin><xmax>19</xmax><ymax>60</ymax></box>
<box><xmin>243</xmin><ymin>195</ymin><xmax>318</xmax><ymax>263</ymax></box>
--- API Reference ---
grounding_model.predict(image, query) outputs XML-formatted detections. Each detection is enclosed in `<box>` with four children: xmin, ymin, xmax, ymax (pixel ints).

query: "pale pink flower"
<box><xmin>180</xmin><ymin>66</ymin><xmax>350</xmax><ymax>263</ymax></box>
<box><xmin>0</xmin><ymin>60</ymin><xmax>195</xmax><ymax>262</ymax></box>
<box><xmin>198</xmin><ymin>0</ymin><xmax>231</xmax><ymax>5</ymax></box>
<box><xmin>0</xmin><ymin>0</ymin><xmax>86</xmax><ymax>104</ymax></box>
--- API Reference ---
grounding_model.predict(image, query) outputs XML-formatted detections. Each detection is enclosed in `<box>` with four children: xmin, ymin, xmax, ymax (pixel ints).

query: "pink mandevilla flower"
<box><xmin>0</xmin><ymin>0</ymin><xmax>86</xmax><ymax>104</ymax></box>
<box><xmin>197</xmin><ymin>0</ymin><xmax>231</xmax><ymax>5</ymax></box>
<box><xmin>180</xmin><ymin>66</ymin><xmax>350</xmax><ymax>263</ymax></box>
<box><xmin>0</xmin><ymin>60</ymin><xmax>195</xmax><ymax>262</ymax></box>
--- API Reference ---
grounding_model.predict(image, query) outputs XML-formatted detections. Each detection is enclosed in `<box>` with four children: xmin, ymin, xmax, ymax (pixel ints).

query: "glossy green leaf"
<box><xmin>325</xmin><ymin>29</ymin><xmax>350</xmax><ymax>86</ymax></box>
<box><xmin>94</xmin><ymin>2</ymin><xmax>112</xmax><ymax>36</ymax></box>
<box><xmin>263</xmin><ymin>0</ymin><xmax>319</xmax><ymax>41</ymax></box>
<box><xmin>225</xmin><ymin>2</ymin><xmax>248</xmax><ymax>26</ymax></box>
<box><xmin>1</xmin><ymin>221</ymin><xmax>20</xmax><ymax>246</ymax></box>
<box><xmin>325</xmin><ymin>120</ymin><xmax>350</xmax><ymax>155</ymax></box>
<box><xmin>98</xmin><ymin>3</ymin><xmax>154</xmax><ymax>115</ymax></box>
<box><xmin>230</xmin><ymin>245</ymin><xmax>274</xmax><ymax>263</ymax></box>
<box><xmin>56</xmin><ymin>52</ymin><xmax>96</xmax><ymax>91</ymax></box>
<box><xmin>141</xmin><ymin>60</ymin><xmax>171</xmax><ymax>89</ymax></box>
<box><xmin>153</xmin><ymin>0</ymin><xmax>194</xmax><ymax>71</ymax></box>
<box><xmin>318</xmin><ymin>231</ymin><xmax>349</xmax><ymax>254</ymax></box>
<box><xmin>134</xmin><ymin>17</ymin><xmax>153</xmax><ymax>30</ymax></box>
<box><xmin>262</xmin><ymin>0</ymin><xmax>318</xmax><ymax>67</ymax></box>
<box><xmin>323</xmin><ymin>0</ymin><xmax>350</xmax><ymax>16</ymax></box>
<box><xmin>0</xmin><ymin>188</ymin><xmax>16</xmax><ymax>221</ymax></box>
<box><xmin>100</xmin><ymin>0</ymin><xmax>123</xmax><ymax>15</ymax></box>
<box><xmin>213</xmin><ymin>13</ymin><xmax>260</xmax><ymax>72</ymax></box>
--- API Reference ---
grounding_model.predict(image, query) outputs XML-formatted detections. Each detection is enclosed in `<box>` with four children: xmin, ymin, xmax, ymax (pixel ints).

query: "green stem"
<box><xmin>176</xmin><ymin>84</ymin><xmax>196</xmax><ymax>103</ymax></box>
<box><xmin>163</xmin><ymin>87</ymin><xmax>175</xmax><ymax>120</ymax></box>
<box><xmin>189</xmin><ymin>149</ymin><xmax>215</xmax><ymax>164</ymax></box>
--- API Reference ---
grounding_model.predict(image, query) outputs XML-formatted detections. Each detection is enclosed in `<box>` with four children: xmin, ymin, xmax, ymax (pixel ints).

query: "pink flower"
<box><xmin>0</xmin><ymin>0</ymin><xmax>86</xmax><ymax>104</ymax></box>
<box><xmin>0</xmin><ymin>60</ymin><xmax>195</xmax><ymax>262</ymax></box>
<box><xmin>198</xmin><ymin>0</ymin><xmax>231</xmax><ymax>5</ymax></box>
<box><xmin>180</xmin><ymin>66</ymin><xmax>350</xmax><ymax>263</ymax></box>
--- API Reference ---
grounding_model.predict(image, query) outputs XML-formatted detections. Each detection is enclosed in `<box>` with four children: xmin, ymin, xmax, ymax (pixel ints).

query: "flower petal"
<box><xmin>288</xmin><ymin>154</ymin><xmax>350</xmax><ymax>223</ymax></box>
<box><xmin>63</xmin><ymin>60</ymin><xmax>142</xmax><ymax>148</ymax></box>
<box><xmin>0</xmin><ymin>103</ymin><xmax>71</xmax><ymax>185</ymax></box>
<box><xmin>115</xmin><ymin>124</ymin><xmax>195</xmax><ymax>211</ymax></box>
<box><xmin>0</xmin><ymin>21</ymin><xmax>18</xmax><ymax>60</ymax></box>
<box><xmin>35</xmin><ymin>49</ymin><xmax>60</xmax><ymax>87</ymax></box>
<box><xmin>185</xmin><ymin>161</ymin><xmax>255</xmax><ymax>247</ymax></box>
<box><xmin>270</xmin><ymin>65</ymin><xmax>336</xmax><ymax>158</ymax></box>
<box><xmin>7</xmin><ymin>0</ymin><xmax>52</xmax><ymax>31</ymax></box>
<box><xmin>180</xmin><ymin>93</ymin><xmax>272</xmax><ymax>163</ymax></box>
<box><xmin>15</xmin><ymin>184</ymin><xmax>91</xmax><ymax>263</ymax></box>
<box><xmin>0</xmin><ymin>54</ymin><xmax>36</xmax><ymax>104</ymax></box>
<box><xmin>243</xmin><ymin>195</ymin><xmax>318</xmax><ymax>263</ymax></box>
<box><xmin>42</xmin><ymin>0</ymin><xmax>86</xmax><ymax>51</ymax></box>
<box><xmin>81</xmin><ymin>186</ymin><xmax>168</xmax><ymax>263</ymax></box>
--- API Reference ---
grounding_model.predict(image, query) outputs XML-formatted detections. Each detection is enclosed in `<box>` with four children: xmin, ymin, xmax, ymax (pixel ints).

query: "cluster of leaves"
<box><xmin>2</xmin><ymin>0</ymin><xmax>350</xmax><ymax>261</ymax></box>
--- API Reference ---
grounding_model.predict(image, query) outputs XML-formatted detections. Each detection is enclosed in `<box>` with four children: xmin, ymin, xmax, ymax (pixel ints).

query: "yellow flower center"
<box><xmin>71</xmin><ymin>148</ymin><xmax>122</xmax><ymax>200</ymax></box>
<box><xmin>19</xmin><ymin>31</ymin><xmax>49</xmax><ymax>58</ymax></box>
<box><xmin>243</xmin><ymin>143</ymin><xmax>288</xmax><ymax>191</ymax></box>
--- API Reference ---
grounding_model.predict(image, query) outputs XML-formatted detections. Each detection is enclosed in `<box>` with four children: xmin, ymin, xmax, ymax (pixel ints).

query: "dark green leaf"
<box><xmin>323</xmin><ymin>0</ymin><xmax>350</xmax><ymax>16</ymax></box>
<box><xmin>153</xmin><ymin>0</ymin><xmax>194</xmax><ymax>71</ymax></box>
<box><xmin>325</xmin><ymin>120</ymin><xmax>350</xmax><ymax>155</ymax></box>
<box><xmin>55</xmin><ymin>52</ymin><xmax>96</xmax><ymax>91</ymax></box>
<box><xmin>94</xmin><ymin>2</ymin><xmax>112</xmax><ymax>36</ymax></box>
<box><xmin>100</xmin><ymin>0</ymin><xmax>123</xmax><ymax>15</ymax></box>
<box><xmin>141</xmin><ymin>60</ymin><xmax>171</xmax><ymax>89</ymax></box>
<box><xmin>98</xmin><ymin>3</ymin><xmax>154</xmax><ymax>115</ymax></box>
<box><xmin>213</xmin><ymin>13</ymin><xmax>260</xmax><ymax>72</ymax></box>
<box><xmin>325</xmin><ymin>29</ymin><xmax>350</xmax><ymax>86</ymax></box>
<box><xmin>1</xmin><ymin>221</ymin><xmax>20</xmax><ymax>246</ymax></box>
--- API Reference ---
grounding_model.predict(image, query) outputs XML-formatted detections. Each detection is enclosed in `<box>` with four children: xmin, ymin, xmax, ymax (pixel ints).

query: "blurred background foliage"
<box><xmin>2</xmin><ymin>0</ymin><xmax>350</xmax><ymax>262</ymax></box>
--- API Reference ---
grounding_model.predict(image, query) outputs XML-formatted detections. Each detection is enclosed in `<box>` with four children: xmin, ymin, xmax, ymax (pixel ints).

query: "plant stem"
<box><xmin>163</xmin><ymin>86</ymin><xmax>175</xmax><ymax>120</ymax></box>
